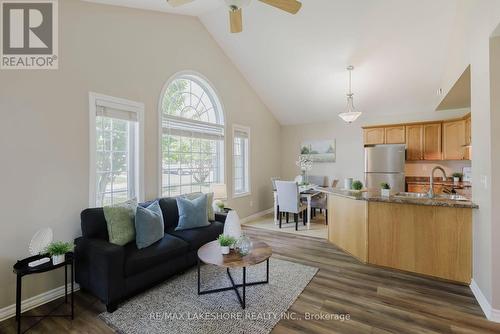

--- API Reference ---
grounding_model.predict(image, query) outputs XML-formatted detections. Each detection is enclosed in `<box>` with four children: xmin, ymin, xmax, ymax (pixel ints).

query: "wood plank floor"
<box><xmin>2</xmin><ymin>226</ymin><xmax>499</xmax><ymax>334</ymax></box>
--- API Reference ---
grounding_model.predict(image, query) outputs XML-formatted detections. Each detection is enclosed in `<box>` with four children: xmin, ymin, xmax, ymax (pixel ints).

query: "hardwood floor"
<box><xmin>2</xmin><ymin>226</ymin><xmax>499</xmax><ymax>333</ymax></box>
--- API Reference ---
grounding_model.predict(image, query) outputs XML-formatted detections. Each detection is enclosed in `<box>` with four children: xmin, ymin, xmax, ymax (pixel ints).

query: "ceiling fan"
<box><xmin>166</xmin><ymin>0</ymin><xmax>302</xmax><ymax>33</ymax></box>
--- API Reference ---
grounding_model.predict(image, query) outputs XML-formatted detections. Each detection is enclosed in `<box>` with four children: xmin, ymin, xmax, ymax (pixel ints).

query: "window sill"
<box><xmin>233</xmin><ymin>192</ymin><xmax>251</xmax><ymax>199</ymax></box>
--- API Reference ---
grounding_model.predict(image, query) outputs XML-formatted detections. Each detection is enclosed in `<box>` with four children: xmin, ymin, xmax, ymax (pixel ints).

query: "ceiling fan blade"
<box><xmin>166</xmin><ymin>0</ymin><xmax>195</xmax><ymax>7</ymax></box>
<box><xmin>229</xmin><ymin>8</ymin><xmax>243</xmax><ymax>33</ymax></box>
<box><xmin>258</xmin><ymin>0</ymin><xmax>302</xmax><ymax>14</ymax></box>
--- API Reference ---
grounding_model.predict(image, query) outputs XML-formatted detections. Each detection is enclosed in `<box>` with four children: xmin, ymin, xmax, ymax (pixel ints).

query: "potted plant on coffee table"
<box><xmin>217</xmin><ymin>235</ymin><xmax>235</xmax><ymax>255</ymax></box>
<box><xmin>380</xmin><ymin>182</ymin><xmax>391</xmax><ymax>197</ymax></box>
<box><xmin>46</xmin><ymin>241</ymin><xmax>73</xmax><ymax>265</ymax></box>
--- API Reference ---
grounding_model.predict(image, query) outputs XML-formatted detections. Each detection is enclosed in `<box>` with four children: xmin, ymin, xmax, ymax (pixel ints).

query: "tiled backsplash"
<box><xmin>405</xmin><ymin>160</ymin><xmax>472</xmax><ymax>177</ymax></box>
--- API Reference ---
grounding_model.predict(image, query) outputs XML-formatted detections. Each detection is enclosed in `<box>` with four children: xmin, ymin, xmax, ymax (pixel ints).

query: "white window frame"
<box><xmin>89</xmin><ymin>92</ymin><xmax>144</xmax><ymax>206</ymax></box>
<box><xmin>232</xmin><ymin>124</ymin><xmax>251</xmax><ymax>198</ymax></box>
<box><xmin>158</xmin><ymin>71</ymin><xmax>226</xmax><ymax>197</ymax></box>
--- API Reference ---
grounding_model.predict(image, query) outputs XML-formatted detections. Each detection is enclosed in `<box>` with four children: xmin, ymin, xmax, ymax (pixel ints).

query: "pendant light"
<box><xmin>338</xmin><ymin>65</ymin><xmax>362</xmax><ymax>123</ymax></box>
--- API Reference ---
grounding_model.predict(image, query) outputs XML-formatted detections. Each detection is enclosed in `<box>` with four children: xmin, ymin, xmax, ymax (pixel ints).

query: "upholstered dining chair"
<box><xmin>275</xmin><ymin>181</ymin><xmax>308</xmax><ymax>231</ymax></box>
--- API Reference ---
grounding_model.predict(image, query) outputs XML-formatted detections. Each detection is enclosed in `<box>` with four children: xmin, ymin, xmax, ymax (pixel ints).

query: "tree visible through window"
<box><xmin>161</xmin><ymin>74</ymin><xmax>224</xmax><ymax>197</ymax></box>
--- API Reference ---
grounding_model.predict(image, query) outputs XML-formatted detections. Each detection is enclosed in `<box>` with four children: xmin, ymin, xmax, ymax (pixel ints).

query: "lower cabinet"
<box><xmin>368</xmin><ymin>202</ymin><xmax>472</xmax><ymax>284</ymax></box>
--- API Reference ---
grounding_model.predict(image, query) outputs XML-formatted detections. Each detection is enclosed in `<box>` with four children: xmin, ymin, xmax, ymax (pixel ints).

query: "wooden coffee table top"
<box><xmin>198</xmin><ymin>240</ymin><xmax>272</xmax><ymax>268</ymax></box>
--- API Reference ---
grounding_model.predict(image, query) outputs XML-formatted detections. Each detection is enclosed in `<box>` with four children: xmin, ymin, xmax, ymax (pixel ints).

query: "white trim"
<box><xmin>232</xmin><ymin>124</ymin><xmax>251</xmax><ymax>198</ymax></box>
<box><xmin>89</xmin><ymin>92</ymin><xmax>145</xmax><ymax>206</ymax></box>
<box><xmin>157</xmin><ymin>70</ymin><xmax>227</xmax><ymax>197</ymax></box>
<box><xmin>0</xmin><ymin>283</ymin><xmax>80</xmax><ymax>322</ymax></box>
<box><xmin>240</xmin><ymin>208</ymin><xmax>273</xmax><ymax>224</ymax></box>
<box><xmin>470</xmin><ymin>279</ymin><xmax>500</xmax><ymax>323</ymax></box>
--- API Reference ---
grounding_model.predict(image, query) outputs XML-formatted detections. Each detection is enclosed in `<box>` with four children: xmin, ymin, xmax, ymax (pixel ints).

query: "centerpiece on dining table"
<box><xmin>295</xmin><ymin>155</ymin><xmax>313</xmax><ymax>185</ymax></box>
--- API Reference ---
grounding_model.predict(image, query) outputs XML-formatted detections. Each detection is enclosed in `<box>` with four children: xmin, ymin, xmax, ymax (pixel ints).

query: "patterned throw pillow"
<box><xmin>135</xmin><ymin>201</ymin><xmax>164</xmax><ymax>249</ymax></box>
<box><xmin>175</xmin><ymin>195</ymin><xmax>210</xmax><ymax>231</ymax></box>
<box><xmin>183</xmin><ymin>192</ymin><xmax>215</xmax><ymax>221</ymax></box>
<box><xmin>103</xmin><ymin>199</ymin><xmax>137</xmax><ymax>246</ymax></box>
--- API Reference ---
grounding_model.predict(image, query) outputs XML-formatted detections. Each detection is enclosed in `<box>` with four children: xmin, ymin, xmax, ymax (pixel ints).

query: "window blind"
<box><xmin>95</xmin><ymin>99</ymin><xmax>139</xmax><ymax>122</ymax></box>
<box><xmin>163</xmin><ymin>115</ymin><xmax>224</xmax><ymax>141</ymax></box>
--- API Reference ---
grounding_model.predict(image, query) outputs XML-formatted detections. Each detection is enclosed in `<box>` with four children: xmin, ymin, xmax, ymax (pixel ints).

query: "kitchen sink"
<box><xmin>394</xmin><ymin>192</ymin><xmax>429</xmax><ymax>199</ymax></box>
<box><xmin>436</xmin><ymin>194</ymin><xmax>469</xmax><ymax>201</ymax></box>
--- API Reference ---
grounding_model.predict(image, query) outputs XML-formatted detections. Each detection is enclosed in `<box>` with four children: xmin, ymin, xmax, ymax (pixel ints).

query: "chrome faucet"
<box><xmin>429</xmin><ymin>166</ymin><xmax>447</xmax><ymax>198</ymax></box>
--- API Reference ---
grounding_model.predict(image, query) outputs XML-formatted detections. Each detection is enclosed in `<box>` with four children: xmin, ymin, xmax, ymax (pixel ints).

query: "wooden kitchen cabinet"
<box><xmin>385</xmin><ymin>126</ymin><xmax>405</xmax><ymax>144</ymax></box>
<box><xmin>363</xmin><ymin>127</ymin><xmax>385</xmax><ymax>145</ymax></box>
<box><xmin>443</xmin><ymin>120</ymin><xmax>466</xmax><ymax>160</ymax></box>
<box><xmin>423</xmin><ymin>123</ymin><xmax>442</xmax><ymax>160</ymax></box>
<box><xmin>405</xmin><ymin>125</ymin><xmax>423</xmax><ymax>160</ymax></box>
<box><xmin>465</xmin><ymin>116</ymin><xmax>471</xmax><ymax>146</ymax></box>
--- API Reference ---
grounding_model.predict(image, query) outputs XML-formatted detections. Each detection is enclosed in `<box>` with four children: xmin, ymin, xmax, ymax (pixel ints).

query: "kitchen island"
<box><xmin>320</xmin><ymin>188</ymin><xmax>477</xmax><ymax>284</ymax></box>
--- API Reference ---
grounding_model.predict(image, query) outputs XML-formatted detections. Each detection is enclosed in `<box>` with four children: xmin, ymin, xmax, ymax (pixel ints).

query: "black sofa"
<box><xmin>74</xmin><ymin>196</ymin><xmax>225</xmax><ymax>312</ymax></box>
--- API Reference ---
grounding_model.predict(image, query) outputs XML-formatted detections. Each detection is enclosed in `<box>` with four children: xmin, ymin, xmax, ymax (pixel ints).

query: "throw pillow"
<box><xmin>135</xmin><ymin>201</ymin><xmax>164</xmax><ymax>249</ymax></box>
<box><xmin>175</xmin><ymin>194</ymin><xmax>210</xmax><ymax>231</ymax></box>
<box><xmin>103</xmin><ymin>199</ymin><xmax>137</xmax><ymax>246</ymax></box>
<box><xmin>183</xmin><ymin>192</ymin><xmax>215</xmax><ymax>221</ymax></box>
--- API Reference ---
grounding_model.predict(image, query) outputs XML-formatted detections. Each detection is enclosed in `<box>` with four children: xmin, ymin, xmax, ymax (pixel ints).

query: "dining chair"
<box><xmin>271</xmin><ymin>177</ymin><xmax>280</xmax><ymax>191</ymax></box>
<box><xmin>275</xmin><ymin>181</ymin><xmax>308</xmax><ymax>231</ymax></box>
<box><xmin>308</xmin><ymin>175</ymin><xmax>329</xmax><ymax>187</ymax></box>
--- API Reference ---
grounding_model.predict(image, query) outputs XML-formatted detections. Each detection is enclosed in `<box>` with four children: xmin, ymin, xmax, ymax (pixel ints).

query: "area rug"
<box><xmin>100</xmin><ymin>257</ymin><xmax>318</xmax><ymax>334</ymax></box>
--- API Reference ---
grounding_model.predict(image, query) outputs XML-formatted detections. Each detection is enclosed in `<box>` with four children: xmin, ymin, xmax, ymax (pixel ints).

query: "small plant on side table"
<box><xmin>380</xmin><ymin>182</ymin><xmax>391</xmax><ymax>197</ymax></box>
<box><xmin>351</xmin><ymin>180</ymin><xmax>363</xmax><ymax>191</ymax></box>
<box><xmin>46</xmin><ymin>241</ymin><xmax>73</xmax><ymax>265</ymax></box>
<box><xmin>217</xmin><ymin>234</ymin><xmax>236</xmax><ymax>255</ymax></box>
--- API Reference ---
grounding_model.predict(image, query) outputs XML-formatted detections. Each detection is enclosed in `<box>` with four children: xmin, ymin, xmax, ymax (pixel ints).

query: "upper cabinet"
<box><xmin>443</xmin><ymin>120</ymin><xmax>466</xmax><ymax>160</ymax></box>
<box><xmin>406</xmin><ymin>125</ymin><xmax>423</xmax><ymax>160</ymax></box>
<box><xmin>423</xmin><ymin>123</ymin><xmax>442</xmax><ymax>160</ymax></box>
<box><xmin>363</xmin><ymin>128</ymin><xmax>385</xmax><ymax>145</ymax></box>
<box><xmin>385</xmin><ymin>126</ymin><xmax>406</xmax><ymax>144</ymax></box>
<box><xmin>363</xmin><ymin>113</ymin><xmax>471</xmax><ymax>161</ymax></box>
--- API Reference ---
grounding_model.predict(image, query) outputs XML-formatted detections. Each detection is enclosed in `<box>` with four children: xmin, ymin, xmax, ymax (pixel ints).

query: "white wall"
<box><xmin>0</xmin><ymin>0</ymin><xmax>280</xmax><ymax>309</ymax></box>
<box><xmin>280</xmin><ymin>110</ymin><xmax>469</xmax><ymax>184</ymax></box>
<box><xmin>438</xmin><ymin>0</ymin><xmax>500</xmax><ymax>315</ymax></box>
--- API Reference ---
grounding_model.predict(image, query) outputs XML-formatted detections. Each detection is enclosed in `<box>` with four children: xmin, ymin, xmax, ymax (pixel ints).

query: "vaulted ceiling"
<box><xmin>83</xmin><ymin>0</ymin><xmax>458</xmax><ymax>125</ymax></box>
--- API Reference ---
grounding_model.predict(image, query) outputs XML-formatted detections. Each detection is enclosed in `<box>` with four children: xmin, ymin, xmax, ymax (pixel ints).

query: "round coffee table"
<box><xmin>197</xmin><ymin>240</ymin><xmax>272</xmax><ymax>309</ymax></box>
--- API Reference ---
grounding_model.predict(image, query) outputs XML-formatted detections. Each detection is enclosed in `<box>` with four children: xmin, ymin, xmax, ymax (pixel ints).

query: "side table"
<box><xmin>13</xmin><ymin>252</ymin><xmax>74</xmax><ymax>334</ymax></box>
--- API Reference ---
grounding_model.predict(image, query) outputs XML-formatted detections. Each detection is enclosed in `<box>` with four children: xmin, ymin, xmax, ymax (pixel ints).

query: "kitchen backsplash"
<box><xmin>405</xmin><ymin>160</ymin><xmax>472</xmax><ymax>177</ymax></box>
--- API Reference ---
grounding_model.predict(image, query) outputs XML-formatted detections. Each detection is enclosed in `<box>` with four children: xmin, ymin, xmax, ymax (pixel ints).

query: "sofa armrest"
<box><xmin>215</xmin><ymin>212</ymin><xmax>227</xmax><ymax>224</ymax></box>
<box><xmin>74</xmin><ymin>237</ymin><xmax>126</xmax><ymax>305</ymax></box>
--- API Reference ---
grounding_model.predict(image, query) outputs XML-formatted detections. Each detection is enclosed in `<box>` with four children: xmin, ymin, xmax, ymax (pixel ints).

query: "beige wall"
<box><xmin>0</xmin><ymin>0</ymin><xmax>280</xmax><ymax>309</ymax></box>
<box><xmin>280</xmin><ymin>110</ymin><xmax>469</xmax><ymax>184</ymax></box>
<box><xmin>439</xmin><ymin>0</ymin><xmax>500</xmax><ymax>312</ymax></box>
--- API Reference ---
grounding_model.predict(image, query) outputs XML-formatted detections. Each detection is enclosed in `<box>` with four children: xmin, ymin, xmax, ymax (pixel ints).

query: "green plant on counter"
<box><xmin>46</xmin><ymin>241</ymin><xmax>73</xmax><ymax>256</ymax></box>
<box><xmin>217</xmin><ymin>234</ymin><xmax>236</xmax><ymax>247</ymax></box>
<box><xmin>380</xmin><ymin>182</ymin><xmax>391</xmax><ymax>190</ymax></box>
<box><xmin>351</xmin><ymin>180</ymin><xmax>363</xmax><ymax>191</ymax></box>
<box><xmin>452</xmin><ymin>172</ymin><xmax>463</xmax><ymax>180</ymax></box>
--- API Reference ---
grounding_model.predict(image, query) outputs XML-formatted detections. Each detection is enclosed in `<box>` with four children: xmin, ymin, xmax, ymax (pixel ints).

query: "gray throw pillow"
<box><xmin>103</xmin><ymin>199</ymin><xmax>137</xmax><ymax>246</ymax></box>
<box><xmin>135</xmin><ymin>201</ymin><xmax>164</xmax><ymax>249</ymax></box>
<box><xmin>175</xmin><ymin>194</ymin><xmax>210</xmax><ymax>231</ymax></box>
<box><xmin>183</xmin><ymin>192</ymin><xmax>215</xmax><ymax>221</ymax></box>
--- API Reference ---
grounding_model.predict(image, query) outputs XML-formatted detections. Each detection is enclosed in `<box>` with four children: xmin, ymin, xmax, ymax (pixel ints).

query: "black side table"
<box><xmin>13</xmin><ymin>252</ymin><xmax>74</xmax><ymax>334</ymax></box>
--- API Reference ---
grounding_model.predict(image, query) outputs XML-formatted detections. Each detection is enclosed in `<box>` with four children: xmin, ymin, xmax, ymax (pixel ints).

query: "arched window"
<box><xmin>160</xmin><ymin>73</ymin><xmax>225</xmax><ymax>197</ymax></box>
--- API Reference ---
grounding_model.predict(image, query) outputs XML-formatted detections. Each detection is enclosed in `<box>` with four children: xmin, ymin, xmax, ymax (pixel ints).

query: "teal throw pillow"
<box><xmin>103</xmin><ymin>199</ymin><xmax>137</xmax><ymax>246</ymax></box>
<box><xmin>135</xmin><ymin>201</ymin><xmax>164</xmax><ymax>249</ymax></box>
<box><xmin>183</xmin><ymin>192</ymin><xmax>215</xmax><ymax>221</ymax></box>
<box><xmin>175</xmin><ymin>194</ymin><xmax>210</xmax><ymax>231</ymax></box>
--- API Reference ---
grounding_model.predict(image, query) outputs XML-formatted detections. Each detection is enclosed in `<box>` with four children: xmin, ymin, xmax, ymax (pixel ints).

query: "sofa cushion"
<box><xmin>124</xmin><ymin>234</ymin><xmax>189</xmax><ymax>277</ymax></box>
<box><xmin>183</xmin><ymin>192</ymin><xmax>215</xmax><ymax>221</ymax></box>
<box><xmin>81</xmin><ymin>208</ymin><xmax>108</xmax><ymax>240</ymax></box>
<box><xmin>135</xmin><ymin>201</ymin><xmax>164</xmax><ymax>249</ymax></box>
<box><xmin>104</xmin><ymin>199</ymin><xmax>137</xmax><ymax>246</ymax></box>
<box><xmin>167</xmin><ymin>221</ymin><xmax>224</xmax><ymax>250</ymax></box>
<box><xmin>175</xmin><ymin>195</ymin><xmax>210</xmax><ymax>231</ymax></box>
<box><xmin>159</xmin><ymin>197</ymin><xmax>179</xmax><ymax>230</ymax></box>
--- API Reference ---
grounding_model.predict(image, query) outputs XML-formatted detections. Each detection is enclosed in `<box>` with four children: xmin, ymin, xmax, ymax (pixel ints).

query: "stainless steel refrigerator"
<box><xmin>364</xmin><ymin>144</ymin><xmax>405</xmax><ymax>192</ymax></box>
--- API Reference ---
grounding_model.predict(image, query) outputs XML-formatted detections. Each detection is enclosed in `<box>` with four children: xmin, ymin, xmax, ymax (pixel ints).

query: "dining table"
<box><xmin>273</xmin><ymin>184</ymin><xmax>322</xmax><ymax>230</ymax></box>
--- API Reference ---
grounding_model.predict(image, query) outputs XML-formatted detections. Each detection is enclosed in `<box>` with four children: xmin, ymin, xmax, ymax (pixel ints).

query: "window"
<box><xmin>160</xmin><ymin>73</ymin><xmax>225</xmax><ymax>197</ymax></box>
<box><xmin>89</xmin><ymin>93</ymin><xmax>144</xmax><ymax>207</ymax></box>
<box><xmin>233</xmin><ymin>125</ymin><xmax>250</xmax><ymax>197</ymax></box>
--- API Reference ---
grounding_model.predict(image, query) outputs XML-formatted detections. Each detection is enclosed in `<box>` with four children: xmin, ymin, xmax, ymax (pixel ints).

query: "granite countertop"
<box><xmin>316</xmin><ymin>187</ymin><xmax>478</xmax><ymax>209</ymax></box>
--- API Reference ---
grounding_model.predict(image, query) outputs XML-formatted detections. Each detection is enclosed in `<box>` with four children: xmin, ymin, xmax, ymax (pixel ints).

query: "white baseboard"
<box><xmin>470</xmin><ymin>279</ymin><xmax>500</xmax><ymax>323</ymax></box>
<box><xmin>240</xmin><ymin>208</ymin><xmax>273</xmax><ymax>224</ymax></box>
<box><xmin>0</xmin><ymin>283</ymin><xmax>80</xmax><ymax>322</ymax></box>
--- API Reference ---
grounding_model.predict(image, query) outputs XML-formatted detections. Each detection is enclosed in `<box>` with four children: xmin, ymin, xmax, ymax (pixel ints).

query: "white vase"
<box><xmin>52</xmin><ymin>254</ymin><xmax>65</xmax><ymax>265</ymax></box>
<box><xmin>381</xmin><ymin>189</ymin><xmax>391</xmax><ymax>197</ymax></box>
<box><xmin>220</xmin><ymin>246</ymin><xmax>230</xmax><ymax>255</ymax></box>
<box><xmin>223</xmin><ymin>211</ymin><xmax>242</xmax><ymax>247</ymax></box>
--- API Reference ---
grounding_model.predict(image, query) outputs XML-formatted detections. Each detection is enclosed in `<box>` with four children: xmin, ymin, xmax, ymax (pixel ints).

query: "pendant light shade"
<box><xmin>338</xmin><ymin>65</ymin><xmax>362</xmax><ymax>123</ymax></box>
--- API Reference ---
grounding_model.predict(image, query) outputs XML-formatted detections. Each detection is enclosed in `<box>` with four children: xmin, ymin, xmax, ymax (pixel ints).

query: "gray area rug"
<box><xmin>100</xmin><ymin>257</ymin><xmax>318</xmax><ymax>334</ymax></box>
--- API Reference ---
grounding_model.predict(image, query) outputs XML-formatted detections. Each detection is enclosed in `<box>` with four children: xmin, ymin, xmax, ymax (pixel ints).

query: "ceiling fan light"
<box><xmin>338</xmin><ymin>111</ymin><xmax>362</xmax><ymax>123</ymax></box>
<box><xmin>224</xmin><ymin>0</ymin><xmax>251</xmax><ymax>9</ymax></box>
